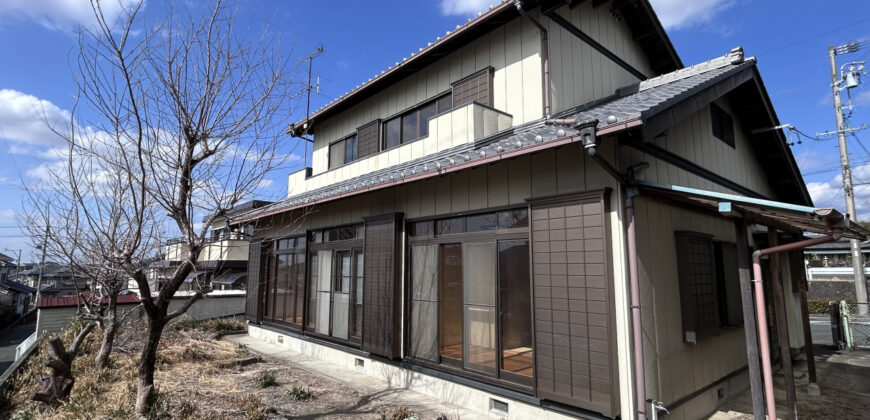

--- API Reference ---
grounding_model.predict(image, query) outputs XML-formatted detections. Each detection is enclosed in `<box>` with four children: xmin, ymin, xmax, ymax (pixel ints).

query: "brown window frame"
<box><xmin>710</xmin><ymin>103</ymin><xmax>735</xmax><ymax>148</ymax></box>
<box><xmin>261</xmin><ymin>235</ymin><xmax>307</xmax><ymax>331</ymax></box>
<box><xmin>406</xmin><ymin>206</ymin><xmax>534</xmax><ymax>390</ymax></box>
<box><xmin>675</xmin><ymin>231</ymin><xmax>726</xmax><ymax>343</ymax></box>
<box><xmin>382</xmin><ymin>93</ymin><xmax>452</xmax><ymax>151</ymax></box>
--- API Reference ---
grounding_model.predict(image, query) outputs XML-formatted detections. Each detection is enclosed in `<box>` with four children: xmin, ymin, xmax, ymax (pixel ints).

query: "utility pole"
<box><xmin>828</xmin><ymin>43</ymin><xmax>869</xmax><ymax>309</ymax></box>
<box><xmin>34</xmin><ymin>224</ymin><xmax>49</xmax><ymax>304</ymax></box>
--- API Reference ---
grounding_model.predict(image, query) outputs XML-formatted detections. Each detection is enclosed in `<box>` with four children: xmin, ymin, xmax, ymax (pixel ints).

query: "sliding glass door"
<box><xmin>407</xmin><ymin>208</ymin><xmax>533</xmax><ymax>387</ymax></box>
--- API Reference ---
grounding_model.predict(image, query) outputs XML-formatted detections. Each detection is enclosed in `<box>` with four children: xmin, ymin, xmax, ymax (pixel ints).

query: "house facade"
<box><xmin>235</xmin><ymin>1</ymin><xmax>867</xmax><ymax>419</ymax></box>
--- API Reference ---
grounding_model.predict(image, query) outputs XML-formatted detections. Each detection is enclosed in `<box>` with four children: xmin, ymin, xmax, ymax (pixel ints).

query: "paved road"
<box><xmin>0</xmin><ymin>320</ymin><xmax>35</xmax><ymax>376</ymax></box>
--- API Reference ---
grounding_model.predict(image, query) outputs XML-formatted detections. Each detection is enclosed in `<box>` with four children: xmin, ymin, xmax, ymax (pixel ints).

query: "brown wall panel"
<box><xmin>246</xmin><ymin>241</ymin><xmax>263</xmax><ymax>323</ymax></box>
<box><xmin>362</xmin><ymin>213</ymin><xmax>403</xmax><ymax>358</ymax></box>
<box><xmin>529</xmin><ymin>190</ymin><xmax>616</xmax><ymax>417</ymax></box>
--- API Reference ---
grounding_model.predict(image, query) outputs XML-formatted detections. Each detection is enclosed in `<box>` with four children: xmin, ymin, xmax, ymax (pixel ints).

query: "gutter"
<box><xmin>515</xmin><ymin>1</ymin><xmax>552</xmax><ymax>119</ymax></box>
<box><xmin>750</xmin><ymin>232</ymin><xmax>840</xmax><ymax>420</ymax></box>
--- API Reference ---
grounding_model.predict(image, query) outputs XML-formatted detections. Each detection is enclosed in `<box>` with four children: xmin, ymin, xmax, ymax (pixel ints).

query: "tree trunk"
<box><xmin>31</xmin><ymin>322</ymin><xmax>95</xmax><ymax>406</ymax></box>
<box><xmin>94</xmin><ymin>318</ymin><xmax>117</xmax><ymax>369</ymax></box>
<box><xmin>135</xmin><ymin>317</ymin><xmax>165</xmax><ymax>415</ymax></box>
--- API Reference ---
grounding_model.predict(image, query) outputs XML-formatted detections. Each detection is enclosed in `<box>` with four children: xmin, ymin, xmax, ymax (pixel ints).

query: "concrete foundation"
<box><xmin>247</xmin><ymin>324</ymin><xmax>585</xmax><ymax>420</ymax></box>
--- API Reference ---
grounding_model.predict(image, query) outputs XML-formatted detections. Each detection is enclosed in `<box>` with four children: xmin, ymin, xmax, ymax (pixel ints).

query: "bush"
<box><xmin>286</xmin><ymin>385</ymin><xmax>314</xmax><ymax>401</ymax></box>
<box><xmin>172</xmin><ymin>317</ymin><xmax>247</xmax><ymax>333</ymax></box>
<box><xmin>807</xmin><ymin>299</ymin><xmax>832</xmax><ymax>315</ymax></box>
<box><xmin>255</xmin><ymin>372</ymin><xmax>277</xmax><ymax>388</ymax></box>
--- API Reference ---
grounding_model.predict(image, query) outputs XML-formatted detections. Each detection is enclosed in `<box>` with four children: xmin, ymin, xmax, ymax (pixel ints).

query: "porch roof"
<box><xmin>235</xmin><ymin>49</ymin><xmax>796</xmax><ymax>224</ymax></box>
<box><xmin>636</xmin><ymin>180</ymin><xmax>870</xmax><ymax>240</ymax></box>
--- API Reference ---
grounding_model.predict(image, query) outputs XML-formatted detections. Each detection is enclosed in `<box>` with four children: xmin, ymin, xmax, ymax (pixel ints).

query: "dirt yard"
<box><xmin>0</xmin><ymin>319</ymin><xmax>435</xmax><ymax>419</ymax></box>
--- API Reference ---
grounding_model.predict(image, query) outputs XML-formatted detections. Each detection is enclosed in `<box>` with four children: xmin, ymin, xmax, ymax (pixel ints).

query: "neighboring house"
<box><xmin>0</xmin><ymin>252</ymin><xmax>16</xmax><ymax>283</ymax></box>
<box><xmin>230</xmin><ymin>2</ymin><xmax>868</xmax><ymax>419</ymax></box>
<box><xmin>16</xmin><ymin>263</ymin><xmax>90</xmax><ymax>298</ymax></box>
<box><xmin>0</xmin><ymin>280</ymin><xmax>35</xmax><ymax>316</ymax></box>
<box><xmin>147</xmin><ymin>200</ymin><xmax>272</xmax><ymax>292</ymax></box>
<box><xmin>35</xmin><ymin>294</ymin><xmax>141</xmax><ymax>336</ymax></box>
<box><xmin>803</xmin><ymin>238</ymin><xmax>870</xmax><ymax>301</ymax></box>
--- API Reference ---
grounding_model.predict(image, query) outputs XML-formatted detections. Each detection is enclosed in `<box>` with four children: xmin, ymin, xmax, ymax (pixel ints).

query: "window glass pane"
<box><xmin>498</xmin><ymin>209</ymin><xmax>529</xmax><ymax>229</ymax></box>
<box><xmin>419</xmin><ymin>102</ymin><xmax>436</xmax><ymax>138</ymax></box>
<box><xmin>344</xmin><ymin>135</ymin><xmax>357</xmax><ymax>163</ymax></box>
<box><xmin>294</xmin><ymin>252</ymin><xmax>305</xmax><ymax>324</ymax></box>
<box><xmin>437</xmin><ymin>95</ymin><xmax>452</xmax><ymax>114</ymax></box>
<box><xmin>410</xmin><ymin>220</ymin><xmax>434</xmax><ymax>237</ymax></box>
<box><xmin>296</xmin><ymin>236</ymin><xmax>306</xmax><ymax>249</ymax></box>
<box><xmin>463</xmin><ymin>242</ymin><xmax>496</xmax><ymax>374</ymax></box>
<box><xmin>275</xmin><ymin>254</ymin><xmax>290</xmax><ymax>322</ymax></box>
<box><xmin>439</xmin><ymin>243</ymin><xmax>463</xmax><ymax>363</ymax></box>
<box><xmin>352</xmin><ymin>250</ymin><xmax>364</xmax><ymax>339</ymax></box>
<box><xmin>402</xmin><ymin>111</ymin><xmax>419</xmax><ymax>143</ymax></box>
<box><xmin>309</xmin><ymin>231</ymin><xmax>321</xmax><ymax>244</ymax></box>
<box><xmin>436</xmin><ymin>217</ymin><xmax>465</xmax><ymax>235</ymax></box>
<box><xmin>335</xmin><ymin>251</ymin><xmax>351</xmax><ymax>292</ymax></box>
<box><xmin>329</xmin><ymin>140</ymin><xmax>345</xmax><ymax>169</ymax></box>
<box><xmin>385</xmin><ymin>118</ymin><xmax>401</xmax><ymax>149</ymax></box>
<box><xmin>315</xmin><ymin>250</ymin><xmax>332</xmax><ymax>335</ymax></box>
<box><xmin>499</xmin><ymin>240</ymin><xmax>532</xmax><ymax>377</ymax></box>
<box><xmin>332</xmin><ymin>251</ymin><xmax>350</xmax><ymax>340</ymax></box>
<box><xmin>307</xmin><ymin>252</ymin><xmax>318</xmax><ymax>328</ymax></box>
<box><xmin>466</xmin><ymin>213</ymin><xmax>497</xmax><ymax>232</ymax></box>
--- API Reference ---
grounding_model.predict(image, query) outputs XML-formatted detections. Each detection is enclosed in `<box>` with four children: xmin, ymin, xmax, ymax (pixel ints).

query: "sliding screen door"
<box><xmin>410</xmin><ymin>245</ymin><xmax>438</xmax><ymax>362</ymax></box>
<box><xmin>314</xmin><ymin>250</ymin><xmax>332</xmax><ymax>335</ymax></box>
<box><xmin>438</xmin><ymin>243</ymin><xmax>463</xmax><ymax>365</ymax></box>
<box><xmin>462</xmin><ymin>242</ymin><xmax>497</xmax><ymax>375</ymax></box>
<box><xmin>332</xmin><ymin>251</ymin><xmax>351</xmax><ymax>340</ymax></box>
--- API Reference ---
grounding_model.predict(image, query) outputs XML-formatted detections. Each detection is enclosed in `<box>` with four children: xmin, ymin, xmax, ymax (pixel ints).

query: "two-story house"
<box><xmin>148</xmin><ymin>200</ymin><xmax>271</xmax><ymax>292</ymax></box>
<box><xmin>233</xmin><ymin>1</ymin><xmax>868</xmax><ymax>419</ymax></box>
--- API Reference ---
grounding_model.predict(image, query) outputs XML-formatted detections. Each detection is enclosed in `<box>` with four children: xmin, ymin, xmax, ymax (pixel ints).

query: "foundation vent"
<box><xmin>489</xmin><ymin>398</ymin><xmax>509</xmax><ymax>414</ymax></box>
<box><xmin>355</xmin><ymin>358</ymin><xmax>365</xmax><ymax>369</ymax></box>
<box><xmin>277</xmin><ymin>335</ymin><xmax>284</xmax><ymax>344</ymax></box>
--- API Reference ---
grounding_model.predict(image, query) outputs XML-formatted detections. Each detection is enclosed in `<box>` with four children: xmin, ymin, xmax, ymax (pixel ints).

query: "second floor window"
<box><xmin>384</xmin><ymin>95</ymin><xmax>452</xmax><ymax>150</ymax></box>
<box><xmin>328</xmin><ymin>134</ymin><xmax>358</xmax><ymax>169</ymax></box>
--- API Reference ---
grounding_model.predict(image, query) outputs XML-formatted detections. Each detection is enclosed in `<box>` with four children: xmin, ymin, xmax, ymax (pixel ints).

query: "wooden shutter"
<box><xmin>451</xmin><ymin>67</ymin><xmax>493</xmax><ymax>107</ymax></box>
<box><xmin>675</xmin><ymin>231</ymin><xmax>720</xmax><ymax>343</ymax></box>
<box><xmin>362</xmin><ymin>213</ymin><xmax>402</xmax><ymax>358</ymax></box>
<box><xmin>357</xmin><ymin>120</ymin><xmax>380</xmax><ymax>159</ymax></box>
<box><xmin>246</xmin><ymin>240</ymin><xmax>263</xmax><ymax>323</ymax></box>
<box><xmin>530</xmin><ymin>190</ymin><xmax>617</xmax><ymax>418</ymax></box>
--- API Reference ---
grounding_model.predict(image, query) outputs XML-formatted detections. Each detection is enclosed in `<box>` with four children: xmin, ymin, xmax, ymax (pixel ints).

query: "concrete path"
<box><xmin>0</xmin><ymin>320</ymin><xmax>35</xmax><ymax>376</ymax></box>
<box><xmin>228</xmin><ymin>335</ymin><xmax>488</xmax><ymax>420</ymax></box>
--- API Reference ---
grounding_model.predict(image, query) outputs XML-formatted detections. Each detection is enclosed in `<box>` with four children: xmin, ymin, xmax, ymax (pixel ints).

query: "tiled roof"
<box><xmin>37</xmin><ymin>293</ymin><xmax>140</xmax><ymax>309</ymax></box>
<box><xmin>0</xmin><ymin>280</ymin><xmax>35</xmax><ymax>294</ymax></box>
<box><xmin>237</xmin><ymin>50</ymin><xmax>755</xmax><ymax>223</ymax></box>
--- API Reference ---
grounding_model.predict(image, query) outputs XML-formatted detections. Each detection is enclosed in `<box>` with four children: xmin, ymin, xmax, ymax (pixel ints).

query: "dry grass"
<box><xmin>1</xmin><ymin>319</ymin><xmax>266</xmax><ymax>420</ymax></box>
<box><xmin>1</xmin><ymin>318</ymin><xmax>418</xmax><ymax>419</ymax></box>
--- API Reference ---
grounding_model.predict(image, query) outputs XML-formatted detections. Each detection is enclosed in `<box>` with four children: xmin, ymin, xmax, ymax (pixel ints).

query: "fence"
<box><xmin>841</xmin><ymin>301</ymin><xmax>870</xmax><ymax>349</ymax></box>
<box><xmin>14</xmin><ymin>331</ymin><xmax>37</xmax><ymax>361</ymax></box>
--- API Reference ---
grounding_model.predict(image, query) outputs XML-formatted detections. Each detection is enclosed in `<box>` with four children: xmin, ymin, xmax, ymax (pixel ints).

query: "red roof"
<box><xmin>37</xmin><ymin>293</ymin><xmax>140</xmax><ymax>309</ymax></box>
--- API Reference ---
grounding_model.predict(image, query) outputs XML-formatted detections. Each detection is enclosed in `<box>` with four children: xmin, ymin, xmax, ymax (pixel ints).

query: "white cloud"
<box><xmin>0</xmin><ymin>89</ymin><xmax>70</xmax><ymax>148</ymax></box>
<box><xmin>807</xmin><ymin>162</ymin><xmax>870</xmax><ymax>220</ymax></box>
<box><xmin>439</xmin><ymin>0</ymin><xmax>497</xmax><ymax>16</ymax></box>
<box><xmin>649</xmin><ymin>0</ymin><xmax>736</xmax><ymax>30</ymax></box>
<box><xmin>0</xmin><ymin>0</ymin><xmax>139</xmax><ymax>32</ymax></box>
<box><xmin>257</xmin><ymin>178</ymin><xmax>274</xmax><ymax>189</ymax></box>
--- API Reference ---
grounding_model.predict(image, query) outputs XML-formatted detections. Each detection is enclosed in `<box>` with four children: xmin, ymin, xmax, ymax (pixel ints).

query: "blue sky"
<box><xmin>0</xmin><ymin>0</ymin><xmax>869</xmax><ymax>260</ymax></box>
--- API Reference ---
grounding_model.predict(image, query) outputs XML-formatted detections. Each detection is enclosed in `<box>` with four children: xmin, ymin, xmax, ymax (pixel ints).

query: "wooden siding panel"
<box><xmin>362</xmin><ymin>214</ymin><xmax>402</xmax><ymax>358</ymax></box>
<box><xmin>245</xmin><ymin>241</ymin><xmax>263</xmax><ymax>323</ymax></box>
<box><xmin>531</xmin><ymin>191</ymin><xmax>616</xmax><ymax>417</ymax></box>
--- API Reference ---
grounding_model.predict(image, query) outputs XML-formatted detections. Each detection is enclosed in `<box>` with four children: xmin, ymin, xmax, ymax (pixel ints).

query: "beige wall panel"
<box><xmin>451</xmin><ymin>171</ymin><xmax>469</xmax><ymax>212</ymax></box>
<box><xmin>508</xmin><ymin>155</ymin><xmax>531</xmax><ymax>204</ymax></box>
<box><xmin>435</xmin><ymin>175</ymin><xmax>452</xmax><ymax>215</ymax></box>
<box><xmin>467</xmin><ymin>165</ymin><xmax>489</xmax><ymax>211</ymax></box>
<box><xmin>555</xmin><ymin>143</ymin><xmax>586</xmax><ymax>193</ymax></box>
<box><xmin>530</xmin><ymin>149</ymin><xmax>558</xmax><ymax>197</ymax></box>
<box><xmin>487</xmin><ymin>160</ymin><xmax>510</xmax><ymax>207</ymax></box>
<box><xmin>490</xmin><ymin>25</ymin><xmax>507</xmax><ymax>112</ymax></box>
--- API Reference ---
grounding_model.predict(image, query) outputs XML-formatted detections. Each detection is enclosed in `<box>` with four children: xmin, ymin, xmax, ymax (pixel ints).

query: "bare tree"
<box><xmin>68</xmin><ymin>0</ymin><xmax>300</xmax><ymax>414</ymax></box>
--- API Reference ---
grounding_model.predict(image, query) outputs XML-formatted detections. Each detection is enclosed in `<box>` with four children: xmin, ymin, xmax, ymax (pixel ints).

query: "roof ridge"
<box><xmin>638</xmin><ymin>47</ymin><xmax>750</xmax><ymax>92</ymax></box>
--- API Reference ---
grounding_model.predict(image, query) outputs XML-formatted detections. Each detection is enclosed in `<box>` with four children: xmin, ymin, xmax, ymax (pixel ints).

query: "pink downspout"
<box><xmin>751</xmin><ymin>233</ymin><xmax>839</xmax><ymax>419</ymax></box>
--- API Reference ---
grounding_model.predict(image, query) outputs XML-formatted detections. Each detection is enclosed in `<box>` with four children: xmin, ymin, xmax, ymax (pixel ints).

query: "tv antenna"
<box><xmin>300</xmin><ymin>46</ymin><xmax>323</xmax><ymax>168</ymax></box>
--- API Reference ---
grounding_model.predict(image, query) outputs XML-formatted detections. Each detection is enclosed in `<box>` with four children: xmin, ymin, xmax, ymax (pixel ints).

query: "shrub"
<box><xmin>286</xmin><ymin>385</ymin><xmax>314</xmax><ymax>401</ymax></box>
<box><xmin>807</xmin><ymin>299</ymin><xmax>832</xmax><ymax>315</ymax></box>
<box><xmin>255</xmin><ymin>372</ymin><xmax>277</xmax><ymax>388</ymax></box>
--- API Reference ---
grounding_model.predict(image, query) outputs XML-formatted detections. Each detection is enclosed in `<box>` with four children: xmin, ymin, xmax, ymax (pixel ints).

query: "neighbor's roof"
<box><xmin>289</xmin><ymin>0</ymin><xmax>681</xmax><ymax>136</ymax></box>
<box><xmin>0</xmin><ymin>280</ymin><xmax>35</xmax><ymax>294</ymax></box>
<box><xmin>236</xmin><ymin>49</ymin><xmax>802</xmax><ymax>224</ymax></box>
<box><xmin>37</xmin><ymin>293</ymin><xmax>140</xmax><ymax>309</ymax></box>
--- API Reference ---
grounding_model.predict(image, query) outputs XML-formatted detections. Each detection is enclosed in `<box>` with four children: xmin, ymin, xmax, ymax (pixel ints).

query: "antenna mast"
<box><xmin>301</xmin><ymin>46</ymin><xmax>323</xmax><ymax>167</ymax></box>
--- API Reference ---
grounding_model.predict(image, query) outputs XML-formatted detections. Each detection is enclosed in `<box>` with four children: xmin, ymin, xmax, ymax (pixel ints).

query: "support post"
<box><xmin>768</xmin><ymin>230</ymin><xmax>797</xmax><ymax>419</ymax></box>
<box><xmin>734</xmin><ymin>220</ymin><xmax>765</xmax><ymax>420</ymax></box>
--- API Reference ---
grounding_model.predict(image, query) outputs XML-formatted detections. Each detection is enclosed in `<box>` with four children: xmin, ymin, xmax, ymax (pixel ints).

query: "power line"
<box><xmin>757</xmin><ymin>19</ymin><xmax>870</xmax><ymax>57</ymax></box>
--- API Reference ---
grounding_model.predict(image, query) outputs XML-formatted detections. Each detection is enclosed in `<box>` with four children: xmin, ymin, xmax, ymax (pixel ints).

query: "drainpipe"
<box><xmin>751</xmin><ymin>232</ymin><xmax>840</xmax><ymax>420</ymax></box>
<box><xmin>515</xmin><ymin>1</ymin><xmax>551</xmax><ymax>119</ymax></box>
<box><xmin>626</xmin><ymin>186</ymin><xmax>646</xmax><ymax>420</ymax></box>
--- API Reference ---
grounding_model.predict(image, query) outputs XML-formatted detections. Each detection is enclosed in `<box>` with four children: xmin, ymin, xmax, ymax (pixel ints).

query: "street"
<box><xmin>0</xmin><ymin>319</ymin><xmax>35</xmax><ymax>376</ymax></box>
